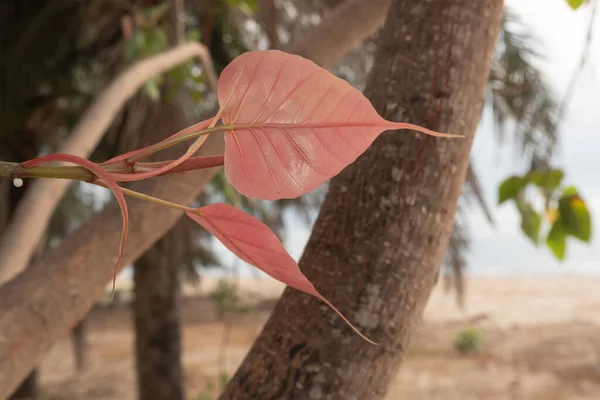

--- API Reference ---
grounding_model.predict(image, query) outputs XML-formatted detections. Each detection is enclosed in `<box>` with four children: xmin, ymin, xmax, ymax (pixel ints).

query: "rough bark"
<box><xmin>220</xmin><ymin>1</ymin><xmax>504</xmax><ymax>399</ymax></box>
<box><xmin>0</xmin><ymin>3</ymin><xmax>385</xmax><ymax>393</ymax></box>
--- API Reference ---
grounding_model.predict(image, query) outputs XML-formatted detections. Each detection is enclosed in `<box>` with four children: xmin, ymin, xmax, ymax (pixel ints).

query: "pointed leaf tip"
<box><xmin>217</xmin><ymin>50</ymin><xmax>455</xmax><ymax>200</ymax></box>
<box><xmin>186</xmin><ymin>203</ymin><xmax>377</xmax><ymax>344</ymax></box>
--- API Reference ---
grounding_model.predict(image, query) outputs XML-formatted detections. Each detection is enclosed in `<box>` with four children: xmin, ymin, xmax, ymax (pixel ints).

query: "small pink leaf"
<box><xmin>186</xmin><ymin>203</ymin><xmax>377</xmax><ymax>344</ymax></box>
<box><xmin>103</xmin><ymin>117</ymin><xmax>213</xmax><ymax>182</ymax></box>
<box><xmin>22</xmin><ymin>154</ymin><xmax>129</xmax><ymax>294</ymax></box>
<box><xmin>218</xmin><ymin>50</ymin><xmax>461</xmax><ymax>200</ymax></box>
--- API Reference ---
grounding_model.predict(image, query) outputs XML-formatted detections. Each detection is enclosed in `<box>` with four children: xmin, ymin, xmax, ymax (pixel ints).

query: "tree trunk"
<box><xmin>126</xmin><ymin>97</ymin><xmax>192</xmax><ymax>400</ymax></box>
<box><xmin>134</xmin><ymin>221</ymin><xmax>185</xmax><ymax>400</ymax></box>
<box><xmin>220</xmin><ymin>1</ymin><xmax>503</xmax><ymax>399</ymax></box>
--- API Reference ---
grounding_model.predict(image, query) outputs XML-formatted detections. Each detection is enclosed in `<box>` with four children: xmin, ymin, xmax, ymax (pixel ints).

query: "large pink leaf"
<box><xmin>22</xmin><ymin>154</ymin><xmax>129</xmax><ymax>293</ymax></box>
<box><xmin>218</xmin><ymin>50</ymin><xmax>460</xmax><ymax>200</ymax></box>
<box><xmin>186</xmin><ymin>203</ymin><xmax>376</xmax><ymax>344</ymax></box>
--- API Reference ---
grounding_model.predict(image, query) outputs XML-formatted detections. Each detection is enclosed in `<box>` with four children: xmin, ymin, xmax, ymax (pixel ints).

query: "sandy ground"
<box><xmin>35</xmin><ymin>276</ymin><xmax>600</xmax><ymax>400</ymax></box>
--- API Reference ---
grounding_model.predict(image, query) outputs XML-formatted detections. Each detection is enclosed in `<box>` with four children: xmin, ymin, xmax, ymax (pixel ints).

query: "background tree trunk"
<box><xmin>134</xmin><ymin>221</ymin><xmax>185</xmax><ymax>400</ymax></box>
<box><xmin>126</xmin><ymin>98</ymin><xmax>192</xmax><ymax>400</ymax></box>
<box><xmin>220</xmin><ymin>0</ymin><xmax>504</xmax><ymax>399</ymax></box>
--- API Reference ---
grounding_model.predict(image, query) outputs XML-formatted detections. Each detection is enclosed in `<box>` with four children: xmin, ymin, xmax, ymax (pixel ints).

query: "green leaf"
<box><xmin>546</xmin><ymin>221</ymin><xmax>567</xmax><ymax>261</ymax></box>
<box><xmin>562</xmin><ymin>186</ymin><xmax>578</xmax><ymax>197</ymax></box>
<box><xmin>520</xmin><ymin>207</ymin><xmax>541</xmax><ymax>244</ymax></box>
<box><xmin>559</xmin><ymin>193</ymin><xmax>592</xmax><ymax>242</ymax></box>
<box><xmin>515</xmin><ymin>194</ymin><xmax>541</xmax><ymax>244</ymax></box>
<box><xmin>566</xmin><ymin>0</ymin><xmax>585</xmax><ymax>10</ymax></box>
<box><xmin>527</xmin><ymin>169</ymin><xmax>564</xmax><ymax>189</ymax></box>
<box><xmin>498</xmin><ymin>176</ymin><xmax>529</xmax><ymax>204</ymax></box>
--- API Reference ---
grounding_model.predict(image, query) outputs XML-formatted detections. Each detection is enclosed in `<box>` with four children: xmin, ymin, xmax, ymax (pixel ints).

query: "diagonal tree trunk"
<box><xmin>220</xmin><ymin>0</ymin><xmax>503</xmax><ymax>399</ymax></box>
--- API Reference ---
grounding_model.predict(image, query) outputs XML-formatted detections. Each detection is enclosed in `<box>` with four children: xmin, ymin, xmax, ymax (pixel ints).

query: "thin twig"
<box><xmin>546</xmin><ymin>1</ymin><xmax>597</xmax><ymax>162</ymax></box>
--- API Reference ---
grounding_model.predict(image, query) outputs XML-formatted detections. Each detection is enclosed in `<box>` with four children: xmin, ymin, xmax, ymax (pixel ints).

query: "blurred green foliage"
<box><xmin>498</xmin><ymin>169</ymin><xmax>592</xmax><ymax>260</ymax></box>
<box><xmin>209</xmin><ymin>279</ymin><xmax>253</xmax><ymax>317</ymax></box>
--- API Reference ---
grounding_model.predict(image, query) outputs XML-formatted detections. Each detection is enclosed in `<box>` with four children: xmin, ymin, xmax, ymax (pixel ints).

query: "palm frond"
<box><xmin>487</xmin><ymin>10</ymin><xmax>559</xmax><ymax>161</ymax></box>
<box><xmin>443</xmin><ymin>8</ymin><xmax>561</xmax><ymax>299</ymax></box>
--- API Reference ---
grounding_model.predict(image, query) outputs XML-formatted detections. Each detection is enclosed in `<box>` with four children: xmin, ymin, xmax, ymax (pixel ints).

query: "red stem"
<box><xmin>21</xmin><ymin>153</ymin><xmax>129</xmax><ymax>295</ymax></box>
<box><xmin>101</xmin><ymin>118</ymin><xmax>213</xmax><ymax>166</ymax></box>
<box><xmin>136</xmin><ymin>155</ymin><xmax>224</xmax><ymax>175</ymax></box>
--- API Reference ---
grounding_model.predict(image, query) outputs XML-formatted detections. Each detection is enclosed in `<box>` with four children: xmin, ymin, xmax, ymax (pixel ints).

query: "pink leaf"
<box><xmin>22</xmin><ymin>154</ymin><xmax>129</xmax><ymax>294</ymax></box>
<box><xmin>218</xmin><ymin>50</ymin><xmax>461</xmax><ymax>200</ymax></box>
<box><xmin>186</xmin><ymin>203</ymin><xmax>377</xmax><ymax>344</ymax></box>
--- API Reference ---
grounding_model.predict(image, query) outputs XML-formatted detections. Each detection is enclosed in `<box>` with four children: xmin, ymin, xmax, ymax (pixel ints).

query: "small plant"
<box><xmin>0</xmin><ymin>50</ymin><xmax>460</xmax><ymax>344</ymax></box>
<box><xmin>209</xmin><ymin>279</ymin><xmax>252</xmax><ymax>317</ymax></box>
<box><xmin>218</xmin><ymin>373</ymin><xmax>231</xmax><ymax>389</ymax></box>
<box><xmin>453</xmin><ymin>327</ymin><xmax>483</xmax><ymax>355</ymax></box>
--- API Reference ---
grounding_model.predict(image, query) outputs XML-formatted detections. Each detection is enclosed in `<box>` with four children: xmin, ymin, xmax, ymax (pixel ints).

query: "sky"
<box><xmin>266</xmin><ymin>0</ymin><xmax>600</xmax><ymax>278</ymax></box>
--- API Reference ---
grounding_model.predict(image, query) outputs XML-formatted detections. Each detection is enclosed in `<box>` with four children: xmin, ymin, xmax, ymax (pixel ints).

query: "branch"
<box><xmin>265</xmin><ymin>0</ymin><xmax>279</xmax><ymax>49</ymax></box>
<box><xmin>0</xmin><ymin>0</ymin><xmax>391</xmax><ymax>394</ymax></box>
<box><xmin>0</xmin><ymin>42</ymin><xmax>217</xmax><ymax>286</ymax></box>
<box><xmin>172</xmin><ymin>0</ymin><xmax>185</xmax><ymax>45</ymax></box>
<box><xmin>546</xmin><ymin>0</ymin><xmax>597</xmax><ymax>162</ymax></box>
<box><xmin>284</xmin><ymin>0</ymin><xmax>390</xmax><ymax>68</ymax></box>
